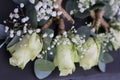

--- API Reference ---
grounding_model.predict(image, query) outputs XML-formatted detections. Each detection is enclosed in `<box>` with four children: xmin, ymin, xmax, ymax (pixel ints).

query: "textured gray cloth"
<box><xmin>0</xmin><ymin>0</ymin><xmax>120</xmax><ymax>80</ymax></box>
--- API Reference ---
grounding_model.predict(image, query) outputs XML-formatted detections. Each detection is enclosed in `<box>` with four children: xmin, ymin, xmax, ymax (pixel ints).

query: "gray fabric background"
<box><xmin>0</xmin><ymin>0</ymin><xmax>120</xmax><ymax>80</ymax></box>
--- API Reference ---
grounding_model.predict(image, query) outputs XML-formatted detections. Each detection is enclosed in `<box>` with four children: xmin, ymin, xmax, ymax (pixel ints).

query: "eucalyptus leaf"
<box><xmin>103</xmin><ymin>4</ymin><xmax>113</xmax><ymax>19</ymax></box>
<box><xmin>65</xmin><ymin>0</ymin><xmax>78</xmax><ymax>14</ymax></box>
<box><xmin>0</xmin><ymin>24</ymin><xmax>7</xmax><ymax>39</ymax></box>
<box><xmin>38</xmin><ymin>19</ymin><xmax>48</xmax><ymax>26</ymax></box>
<box><xmin>101</xmin><ymin>53</ymin><xmax>114</xmax><ymax>64</ymax></box>
<box><xmin>7</xmin><ymin>35</ymin><xmax>20</xmax><ymax>48</ymax></box>
<box><xmin>98</xmin><ymin>60</ymin><xmax>106</xmax><ymax>72</ymax></box>
<box><xmin>25</xmin><ymin>4</ymin><xmax>38</xmax><ymax>28</ymax></box>
<box><xmin>90</xmin><ymin>2</ymin><xmax>105</xmax><ymax>10</ymax></box>
<box><xmin>46</xmin><ymin>48</ymin><xmax>55</xmax><ymax>61</ymax></box>
<box><xmin>12</xmin><ymin>0</ymin><xmax>29</xmax><ymax>5</ymax></box>
<box><xmin>74</xmin><ymin>10</ymin><xmax>90</xmax><ymax>19</ymax></box>
<box><xmin>34</xmin><ymin>59</ymin><xmax>55</xmax><ymax>79</ymax></box>
<box><xmin>41</xmin><ymin>29</ymin><xmax>54</xmax><ymax>50</ymax></box>
<box><xmin>77</xmin><ymin>26</ymin><xmax>91</xmax><ymax>40</ymax></box>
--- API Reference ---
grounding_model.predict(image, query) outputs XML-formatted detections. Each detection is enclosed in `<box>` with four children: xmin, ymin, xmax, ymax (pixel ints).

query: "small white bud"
<box><xmin>9</xmin><ymin>13</ymin><xmax>14</xmax><ymax>19</ymax></box>
<box><xmin>28</xmin><ymin>30</ymin><xmax>33</xmax><ymax>34</ymax></box>
<box><xmin>23</xmin><ymin>26</ymin><xmax>27</xmax><ymax>33</ymax></box>
<box><xmin>14</xmin><ymin>14</ymin><xmax>19</xmax><ymax>18</ymax></box>
<box><xmin>91</xmin><ymin>28</ymin><xmax>95</xmax><ymax>33</ymax></box>
<box><xmin>50</xmin><ymin>52</ymin><xmax>53</xmax><ymax>55</ymax></box>
<box><xmin>51</xmin><ymin>45</ymin><xmax>54</xmax><ymax>48</ymax></box>
<box><xmin>43</xmin><ymin>33</ymin><xmax>48</xmax><ymax>38</ymax></box>
<box><xmin>14</xmin><ymin>8</ymin><xmax>19</xmax><ymax>13</ymax></box>
<box><xmin>70</xmin><ymin>10</ymin><xmax>74</xmax><ymax>15</ymax></box>
<box><xmin>17</xmin><ymin>30</ymin><xmax>22</xmax><ymax>36</ymax></box>
<box><xmin>53</xmin><ymin>4</ymin><xmax>59</xmax><ymax>9</ymax></box>
<box><xmin>10</xmin><ymin>30</ymin><xmax>14</xmax><ymax>34</ymax></box>
<box><xmin>29</xmin><ymin>0</ymin><xmax>35</xmax><ymax>4</ymax></box>
<box><xmin>57</xmin><ymin>11</ymin><xmax>62</xmax><ymax>16</ymax></box>
<box><xmin>5</xmin><ymin>26</ymin><xmax>9</xmax><ymax>33</ymax></box>
<box><xmin>3</xmin><ymin>20</ymin><xmax>7</xmax><ymax>23</ymax></box>
<box><xmin>20</xmin><ymin>3</ymin><xmax>24</xmax><ymax>8</ymax></box>
<box><xmin>80</xmin><ymin>55</ymin><xmax>84</xmax><ymax>59</ymax></box>
<box><xmin>42</xmin><ymin>51</ymin><xmax>45</xmax><ymax>54</ymax></box>
<box><xmin>21</xmin><ymin>16</ymin><xmax>29</xmax><ymax>23</ymax></box>
<box><xmin>44</xmin><ymin>16</ymin><xmax>49</xmax><ymax>20</ymax></box>
<box><xmin>47</xmin><ymin>47</ymin><xmax>51</xmax><ymax>50</ymax></box>
<box><xmin>13</xmin><ymin>19</ymin><xmax>17</xmax><ymax>22</ymax></box>
<box><xmin>51</xmin><ymin>11</ymin><xmax>57</xmax><ymax>17</ymax></box>
<box><xmin>10</xmin><ymin>33</ymin><xmax>14</xmax><ymax>38</ymax></box>
<box><xmin>19</xmin><ymin>38</ymin><xmax>22</xmax><ymax>41</ymax></box>
<box><xmin>36</xmin><ymin>29</ymin><xmax>41</xmax><ymax>33</ymax></box>
<box><xmin>49</xmin><ymin>33</ymin><xmax>54</xmax><ymax>38</ymax></box>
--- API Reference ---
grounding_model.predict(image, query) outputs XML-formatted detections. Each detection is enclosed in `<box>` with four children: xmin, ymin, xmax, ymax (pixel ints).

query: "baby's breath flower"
<box><xmin>16</xmin><ymin>30</ymin><xmax>22</xmax><ymax>36</ymax></box>
<box><xmin>53</xmin><ymin>4</ymin><xmax>59</xmax><ymax>9</ymax></box>
<box><xmin>51</xmin><ymin>11</ymin><xmax>57</xmax><ymax>17</ymax></box>
<box><xmin>14</xmin><ymin>8</ymin><xmax>19</xmax><ymax>13</ymax></box>
<box><xmin>35</xmin><ymin>28</ymin><xmax>41</xmax><ymax>33</ymax></box>
<box><xmin>21</xmin><ymin>16</ymin><xmax>29</xmax><ymax>23</ymax></box>
<box><xmin>47</xmin><ymin>47</ymin><xmax>51</xmax><ymax>50</ymax></box>
<box><xmin>20</xmin><ymin>3</ymin><xmax>24</xmax><ymax>8</ymax></box>
<box><xmin>57</xmin><ymin>11</ymin><xmax>62</xmax><ymax>16</ymax></box>
<box><xmin>5</xmin><ymin>26</ymin><xmax>9</xmax><ymax>33</ymax></box>
<box><xmin>49</xmin><ymin>33</ymin><xmax>54</xmax><ymax>38</ymax></box>
<box><xmin>28</xmin><ymin>30</ymin><xmax>33</xmax><ymax>34</ymax></box>
<box><xmin>42</xmin><ymin>33</ymin><xmax>48</xmax><ymax>38</ymax></box>
<box><xmin>9</xmin><ymin>13</ymin><xmax>14</xmax><ymax>19</ymax></box>
<box><xmin>50</xmin><ymin>52</ymin><xmax>53</xmax><ymax>55</ymax></box>
<box><xmin>23</xmin><ymin>26</ymin><xmax>27</xmax><ymax>33</ymax></box>
<box><xmin>29</xmin><ymin>0</ymin><xmax>35</xmax><ymax>4</ymax></box>
<box><xmin>10</xmin><ymin>33</ymin><xmax>14</xmax><ymax>38</ymax></box>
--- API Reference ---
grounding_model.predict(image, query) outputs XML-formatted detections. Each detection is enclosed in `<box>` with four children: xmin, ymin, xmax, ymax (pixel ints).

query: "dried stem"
<box><xmin>58</xmin><ymin>18</ymin><xmax>65</xmax><ymax>34</ymax></box>
<box><xmin>90</xmin><ymin>10</ymin><xmax>109</xmax><ymax>31</ymax></box>
<box><xmin>54</xmin><ymin>0</ymin><xmax>75</xmax><ymax>24</ymax></box>
<box><xmin>42</xmin><ymin>19</ymin><xmax>52</xmax><ymax>29</ymax></box>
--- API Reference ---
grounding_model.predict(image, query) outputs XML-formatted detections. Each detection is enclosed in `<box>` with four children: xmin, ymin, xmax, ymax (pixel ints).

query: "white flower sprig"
<box><xmin>3</xmin><ymin>3</ymin><xmax>42</xmax><ymax>38</ymax></box>
<box><xmin>77</xmin><ymin>0</ymin><xmax>96</xmax><ymax>13</ymax></box>
<box><xmin>29</xmin><ymin>0</ymin><xmax>62</xmax><ymax>22</ymax></box>
<box><xmin>108</xmin><ymin>0</ymin><xmax>120</xmax><ymax>18</ymax></box>
<box><xmin>70</xmin><ymin>0</ymin><xmax>96</xmax><ymax>15</ymax></box>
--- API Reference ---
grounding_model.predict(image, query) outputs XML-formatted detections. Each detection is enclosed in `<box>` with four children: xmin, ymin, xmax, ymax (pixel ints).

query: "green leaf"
<box><xmin>65</xmin><ymin>0</ymin><xmax>89</xmax><ymax>19</ymax></box>
<box><xmin>34</xmin><ymin>59</ymin><xmax>55</xmax><ymax>79</ymax></box>
<box><xmin>98</xmin><ymin>60</ymin><xmax>106</xmax><ymax>72</ymax></box>
<box><xmin>74</xmin><ymin>10</ymin><xmax>90</xmax><ymax>19</ymax></box>
<box><xmin>101</xmin><ymin>53</ymin><xmax>114</xmax><ymax>64</ymax></box>
<box><xmin>0</xmin><ymin>24</ymin><xmax>7</xmax><ymax>39</ymax></box>
<box><xmin>25</xmin><ymin>4</ymin><xmax>38</xmax><ymax>28</ymax></box>
<box><xmin>90</xmin><ymin>2</ymin><xmax>105</xmax><ymax>10</ymax></box>
<box><xmin>46</xmin><ymin>48</ymin><xmax>55</xmax><ymax>61</ymax></box>
<box><xmin>77</xmin><ymin>26</ymin><xmax>91</xmax><ymax>40</ymax></box>
<box><xmin>41</xmin><ymin>29</ymin><xmax>54</xmax><ymax>50</ymax></box>
<box><xmin>7</xmin><ymin>35</ymin><xmax>20</xmax><ymax>48</ymax></box>
<box><xmin>65</xmin><ymin>0</ymin><xmax>78</xmax><ymax>15</ymax></box>
<box><xmin>38</xmin><ymin>19</ymin><xmax>48</xmax><ymax>26</ymax></box>
<box><xmin>103</xmin><ymin>4</ymin><xmax>113</xmax><ymax>19</ymax></box>
<box><xmin>12</xmin><ymin>0</ymin><xmax>29</xmax><ymax>5</ymax></box>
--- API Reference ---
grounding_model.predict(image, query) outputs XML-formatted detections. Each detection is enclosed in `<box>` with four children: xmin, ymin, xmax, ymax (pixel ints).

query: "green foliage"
<box><xmin>41</xmin><ymin>29</ymin><xmax>54</xmax><ymax>50</ymax></box>
<box><xmin>0</xmin><ymin>24</ymin><xmax>7</xmax><ymax>39</ymax></box>
<box><xmin>12</xmin><ymin>0</ymin><xmax>29</xmax><ymax>5</ymax></box>
<box><xmin>25</xmin><ymin>4</ymin><xmax>38</xmax><ymax>28</ymax></box>
<box><xmin>77</xmin><ymin>26</ymin><xmax>91</xmax><ymax>40</ymax></box>
<box><xmin>98</xmin><ymin>60</ymin><xmax>106</xmax><ymax>72</ymax></box>
<box><xmin>65</xmin><ymin>0</ymin><xmax>105</xmax><ymax>19</ymax></box>
<box><xmin>7</xmin><ymin>35</ymin><xmax>20</xmax><ymax>48</ymax></box>
<box><xmin>34</xmin><ymin>59</ymin><xmax>55</xmax><ymax>79</ymax></box>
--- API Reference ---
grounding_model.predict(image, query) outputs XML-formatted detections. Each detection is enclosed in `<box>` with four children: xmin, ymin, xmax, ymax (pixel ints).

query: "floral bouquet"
<box><xmin>0</xmin><ymin>0</ymin><xmax>120</xmax><ymax>79</ymax></box>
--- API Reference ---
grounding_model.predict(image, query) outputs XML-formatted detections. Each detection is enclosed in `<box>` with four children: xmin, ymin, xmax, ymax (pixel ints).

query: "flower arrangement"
<box><xmin>0</xmin><ymin>0</ymin><xmax>120</xmax><ymax>79</ymax></box>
